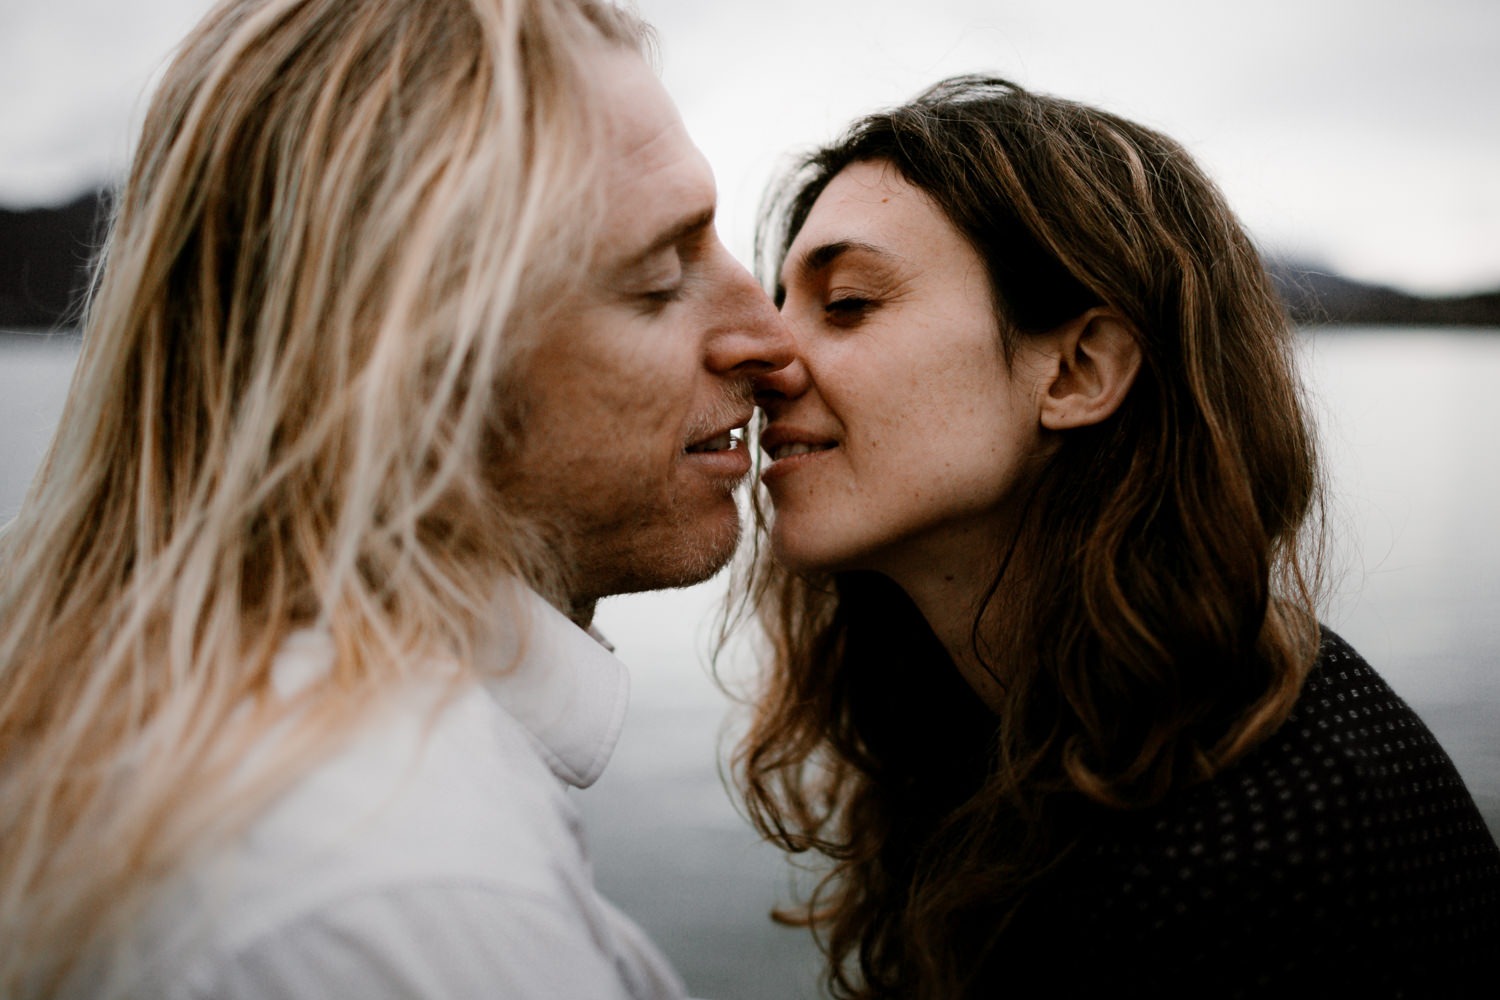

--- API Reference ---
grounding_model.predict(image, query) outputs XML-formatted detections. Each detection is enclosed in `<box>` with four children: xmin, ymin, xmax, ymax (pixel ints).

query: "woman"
<box><xmin>0</xmin><ymin>2</ymin><xmax>693</xmax><ymax>998</ymax></box>
<box><xmin>736</xmin><ymin>76</ymin><xmax>1500</xmax><ymax>999</ymax></box>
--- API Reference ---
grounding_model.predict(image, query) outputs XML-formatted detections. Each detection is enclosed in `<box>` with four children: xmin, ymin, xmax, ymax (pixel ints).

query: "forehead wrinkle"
<box><xmin>611</xmin><ymin>106</ymin><xmax>715</xmax><ymax>202</ymax></box>
<box><xmin>614</xmin><ymin>111</ymin><xmax>689</xmax><ymax>165</ymax></box>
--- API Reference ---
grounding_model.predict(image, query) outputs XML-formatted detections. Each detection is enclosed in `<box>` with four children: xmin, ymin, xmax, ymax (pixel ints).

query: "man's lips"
<box><xmin>682</xmin><ymin>413</ymin><xmax>754</xmax><ymax>478</ymax></box>
<box><xmin>684</xmin><ymin>426</ymin><xmax>745</xmax><ymax>454</ymax></box>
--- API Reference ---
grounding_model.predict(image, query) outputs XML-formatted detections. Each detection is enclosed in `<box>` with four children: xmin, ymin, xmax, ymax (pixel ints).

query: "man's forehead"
<box><xmin>594</xmin><ymin>48</ymin><xmax>691</xmax><ymax>164</ymax></box>
<box><xmin>590</xmin><ymin>53</ymin><xmax>717</xmax><ymax>264</ymax></box>
<box><xmin>602</xmin><ymin>80</ymin><xmax>713</xmax><ymax>200</ymax></box>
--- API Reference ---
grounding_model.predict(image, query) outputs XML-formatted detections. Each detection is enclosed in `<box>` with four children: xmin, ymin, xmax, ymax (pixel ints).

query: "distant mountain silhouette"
<box><xmin>0</xmin><ymin>190</ymin><xmax>110</xmax><ymax>331</ymax></box>
<box><xmin>1267</xmin><ymin>261</ymin><xmax>1500</xmax><ymax>327</ymax></box>
<box><xmin>2</xmin><ymin>189</ymin><xmax>1499</xmax><ymax>331</ymax></box>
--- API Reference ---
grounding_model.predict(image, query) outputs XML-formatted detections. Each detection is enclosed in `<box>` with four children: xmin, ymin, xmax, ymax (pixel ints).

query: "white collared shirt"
<box><xmin>82</xmin><ymin>589</ymin><xmax>687</xmax><ymax>1000</ymax></box>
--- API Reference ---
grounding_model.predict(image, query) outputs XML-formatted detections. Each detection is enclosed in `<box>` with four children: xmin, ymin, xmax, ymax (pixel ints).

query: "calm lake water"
<box><xmin>2</xmin><ymin>327</ymin><xmax>1497</xmax><ymax>999</ymax></box>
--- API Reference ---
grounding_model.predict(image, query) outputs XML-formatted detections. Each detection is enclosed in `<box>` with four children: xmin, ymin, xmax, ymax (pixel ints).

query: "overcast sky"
<box><xmin>3</xmin><ymin>0</ymin><xmax>1497</xmax><ymax>295</ymax></box>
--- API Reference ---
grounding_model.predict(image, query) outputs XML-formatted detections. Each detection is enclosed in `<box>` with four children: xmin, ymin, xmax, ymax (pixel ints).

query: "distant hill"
<box><xmin>2</xmin><ymin>189</ymin><xmax>1499</xmax><ymax>331</ymax></box>
<box><xmin>0</xmin><ymin>190</ymin><xmax>110</xmax><ymax>331</ymax></box>
<box><xmin>1267</xmin><ymin>261</ymin><xmax>1500</xmax><ymax>327</ymax></box>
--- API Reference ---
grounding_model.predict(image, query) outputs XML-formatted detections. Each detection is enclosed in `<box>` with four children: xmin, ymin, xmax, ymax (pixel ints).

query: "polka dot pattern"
<box><xmin>1010</xmin><ymin>629</ymin><xmax>1500</xmax><ymax>998</ymax></box>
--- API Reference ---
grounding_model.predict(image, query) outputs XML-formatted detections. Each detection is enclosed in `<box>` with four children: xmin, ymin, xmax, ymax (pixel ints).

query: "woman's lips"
<box><xmin>759</xmin><ymin>426</ymin><xmax>838</xmax><ymax>484</ymax></box>
<box><xmin>764</xmin><ymin>440</ymin><xmax>836</xmax><ymax>461</ymax></box>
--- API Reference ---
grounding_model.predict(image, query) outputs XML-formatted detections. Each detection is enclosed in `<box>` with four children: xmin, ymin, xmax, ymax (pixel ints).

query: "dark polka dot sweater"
<box><xmin>994</xmin><ymin>629</ymin><xmax>1500</xmax><ymax>998</ymax></box>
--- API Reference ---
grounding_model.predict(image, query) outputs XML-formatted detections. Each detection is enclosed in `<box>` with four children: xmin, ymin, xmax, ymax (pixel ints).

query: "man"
<box><xmin>502</xmin><ymin>42</ymin><xmax>792</xmax><ymax>623</ymax></box>
<box><xmin>0</xmin><ymin>2</ymin><xmax>788</xmax><ymax>997</ymax></box>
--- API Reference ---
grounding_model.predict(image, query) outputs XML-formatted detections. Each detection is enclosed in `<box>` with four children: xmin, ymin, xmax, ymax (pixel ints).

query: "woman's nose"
<box><xmin>752</xmin><ymin>351</ymin><xmax>811</xmax><ymax>411</ymax></box>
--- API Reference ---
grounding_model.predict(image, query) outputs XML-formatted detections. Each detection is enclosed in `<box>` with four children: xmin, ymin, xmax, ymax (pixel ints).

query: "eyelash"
<box><xmin>824</xmin><ymin>296</ymin><xmax>874</xmax><ymax>324</ymax></box>
<box><xmin>640</xmin><ymin>284</ymin><xmax>685</xmax><ymax>310</ymax></box>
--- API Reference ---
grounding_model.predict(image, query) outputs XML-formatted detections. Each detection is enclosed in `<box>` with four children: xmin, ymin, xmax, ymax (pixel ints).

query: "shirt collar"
<box><xmin>477</xmin><ymin>583</ymin><xmax>631</xmax><ymax>789</ymax></box>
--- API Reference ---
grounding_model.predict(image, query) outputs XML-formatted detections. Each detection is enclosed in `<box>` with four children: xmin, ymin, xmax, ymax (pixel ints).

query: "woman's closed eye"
<box><xmin>824</xmin><ymin>296</ymin><xmax>875</xmax><ymax>325</ymax></box>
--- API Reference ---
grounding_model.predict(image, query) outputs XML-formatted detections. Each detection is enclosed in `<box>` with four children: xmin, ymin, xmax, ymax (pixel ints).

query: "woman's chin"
<box><xmin>769</xmin><ymin>527</ymin><xmax>866</xmax><ymax>577</ymax></box>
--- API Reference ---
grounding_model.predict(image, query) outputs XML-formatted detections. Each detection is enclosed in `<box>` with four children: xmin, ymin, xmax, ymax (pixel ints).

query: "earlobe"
<box><xmin>1037</xmin><ymin>308</ymin><xmax>1142</xmax><ymax>431</ymax></box>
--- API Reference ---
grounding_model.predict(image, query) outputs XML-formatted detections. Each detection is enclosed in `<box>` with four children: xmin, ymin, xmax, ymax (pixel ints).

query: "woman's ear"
<box><xmin>1036</xmin><ymin>307</ymin><xmax>1142</xmax><ymax>431</ymax></box>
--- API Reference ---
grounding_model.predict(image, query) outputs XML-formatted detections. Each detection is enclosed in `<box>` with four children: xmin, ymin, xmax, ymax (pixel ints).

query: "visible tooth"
<box><xmin>688</xmin><ymin>432</ymin><xmax>732</xmax><ymax>454</ymax></box>
<box><xmin>775</xmin><ymin>442</ymin><xmax>822</xmax><ymax>460</ymax></box>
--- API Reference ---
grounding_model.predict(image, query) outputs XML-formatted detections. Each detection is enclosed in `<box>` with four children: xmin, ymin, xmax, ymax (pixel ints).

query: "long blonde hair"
<box><xmin>0</xmin><ymin>0</ymin><xmax>647</xmax><ymax>991</ymax></box>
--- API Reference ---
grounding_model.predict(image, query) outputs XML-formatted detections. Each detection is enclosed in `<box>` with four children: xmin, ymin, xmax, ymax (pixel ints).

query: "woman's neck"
<box><xmin>882</xmin><ymin>546</ymin><xmax>1011</xmax><ymax>714</ymax></box>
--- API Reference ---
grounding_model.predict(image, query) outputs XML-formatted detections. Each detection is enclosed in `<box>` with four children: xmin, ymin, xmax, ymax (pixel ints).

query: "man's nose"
<box><xmin>705</xmin><ymin>253</ymin><xmax>796</xmax><ymax>377</ymax></box>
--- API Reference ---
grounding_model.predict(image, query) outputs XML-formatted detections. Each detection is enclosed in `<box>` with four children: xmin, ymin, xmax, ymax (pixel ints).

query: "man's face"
<box><xmin>504</xmin><ymin>48</ymin><xmax>793</xmax><ymax>613</ymax></box>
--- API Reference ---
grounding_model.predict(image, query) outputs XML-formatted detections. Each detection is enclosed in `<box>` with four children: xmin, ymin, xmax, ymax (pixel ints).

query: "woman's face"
<box><xmin>756</xmin><ymin>160</ymin><xmax>1054</xmax><ymax>583</ymax></box>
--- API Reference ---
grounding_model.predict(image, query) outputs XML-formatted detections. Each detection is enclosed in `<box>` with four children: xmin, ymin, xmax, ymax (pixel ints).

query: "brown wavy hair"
<box><xmin>732</xmin><ymin>76</ymin><xmax>1325</xmax><ymax>998</ymax></box>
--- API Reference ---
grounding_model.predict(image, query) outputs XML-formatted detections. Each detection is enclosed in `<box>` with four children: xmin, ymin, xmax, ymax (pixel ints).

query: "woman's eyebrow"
<box><xmin>781</xmin><ymin>239</ymin><xmax>900</xmax><ymax>290</ymax></box>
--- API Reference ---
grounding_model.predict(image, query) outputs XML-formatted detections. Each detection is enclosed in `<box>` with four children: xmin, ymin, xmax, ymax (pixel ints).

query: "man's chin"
<box><xmin>590</xmin><ymin>512</ymin><xmax>742</xmax><ymax>600</ymax></box>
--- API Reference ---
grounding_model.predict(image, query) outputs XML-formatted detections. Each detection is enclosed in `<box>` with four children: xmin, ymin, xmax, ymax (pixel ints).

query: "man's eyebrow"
<box><xmin>619</xmin><ymin>207</ymin><xmax>716</xmax><ymax>270</ymax></box>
